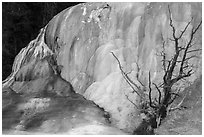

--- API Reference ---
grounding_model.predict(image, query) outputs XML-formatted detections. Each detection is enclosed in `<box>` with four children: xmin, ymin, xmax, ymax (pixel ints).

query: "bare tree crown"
<box><xmin>111</xmin><ymin>4</ymin><xmax>202</xmax><ymax>128</ymax></box>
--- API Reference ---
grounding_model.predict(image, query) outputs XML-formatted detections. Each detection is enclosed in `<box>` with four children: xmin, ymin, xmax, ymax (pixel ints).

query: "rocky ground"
<box><xmin>2</xmin><ymin>75</ymin><xmax>127</xmax><ymax>135</ymax></box>
<box><xmin>155</xmin><ymin>76</ymin><xmax>202</xmax><ymax>135</ymax></box>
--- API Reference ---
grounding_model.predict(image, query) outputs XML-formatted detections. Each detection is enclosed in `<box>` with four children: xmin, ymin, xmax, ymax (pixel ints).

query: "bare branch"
<box><xmin>167</xmin><ymin>6</ymin><xmax>191</xmax><ymax>81</ymax></box>
<box><xmin>184</xmin><ymin>55</ymin><xmax>198</xmax><ymax>61</ymax></box>
<box><xmin>111</xmin><ymin>52</ymin><xmax>143</xmax><ymax>98</ymax></box>
<box><xmin>153</xmin><ymin>83</ymin><xmax>162</xmax><ymax>104</ymax></box>
<box><xmin>192</xmin><ymin>20</ymin><xmax>202</xmax><ymax>35</ymax></box>
<box><xmin>167</xmin><ymin>93</ymin><xmax>178</xmax><ymax>105</ymax></box>
<box><xmin>138</xmin><ymin>79</ymin><xmax>145</xmax><ymax>88</ymax></box>
<box><xmin>168</xmin><ymin>5</ymin><xmax>177</xmax><ymax>40</ymax></box>
<box><xmin>175</xmin><ymin>60</ymin><xmax>183</xmax><ymax>63</ymax></box>
<box><xmin>171</xmin><ymin>69</ymin><xmax>193</xmax><ymax>84</ymax></box>
<box><xmin>163</xmin><ymin>59</ymin><xmax>172</xmax><ymax>83</ymax></box>
<box><xmin>148</xmin><ymin>71</ymin><xmax>153</xmax><ymax>107</ymax></box>
<box><xmin>158</xmin><ymin>82</ymin><xmax>164</xmax><ymax>88</ymax></box>
<box><xmin>125</xmin><ymin>94</ymin><xmax>139</xmax><ymax>109</ymax></box>
<box><xmin>169</xmin><ymin>38</ymin><xmax>176</xmax><ymax>41</ymax></box>
<box><xmin>170</xmin><ymin>92</ymin><xmax>180</xmax><ymax>97</ymax></box>
<box><xmin>182</xmin><ymin>64</ymin><xmax>190</xmax><ymax>70</ymax></box>
<box><xmin>188</xmin><ymin>42</ymin><xmax>197</xmax><ymax>48</ymax></box>
<box><xmin>187</xmin><ymin>48</ymin><xmax>202</xmax><ymax>53</ymax></box>
<box><xmin>178</xmin><ymin>47</ymin><xmax>186</xmax><ymax>52</ymax></box>
<box><xmin>166</xmin><ymin>87</ymin><xmax>181</xmax><ymax>107</ymax></box>
<box><xmin>136</xmin><ymin>62</ymin><xmax>145</xmax><ymax>87</ymax></box>
<box><xmin>179</xmin><ymin>21</ymin><xmax>200</xmax><ymax>76</ymax></box>
<box><xmin>148</xmin><ymin>71</ymin><xmax>157</xmax><ymax>108</ymax></box>
<box><xmin>161</xmin><ymin>41</ymin><xmax>167</xmax><ymax>72</ymax></box>
<box><xmin>169</xmin><ymin>93</ymin><xmax>187</xmax><ymax>111</ymax></box>
<box><xmin>126</xmin><ymin>70</ymin><xmax>132</xmax><ymax>75</ymax></box>
<box><xmin>177</xmin><ymin>18</ymin><xmax>193</xmax><ymax>39</ymax></box>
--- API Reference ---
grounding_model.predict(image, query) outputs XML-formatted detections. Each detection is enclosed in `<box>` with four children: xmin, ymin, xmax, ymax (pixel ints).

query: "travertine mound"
<box><xmin>3</xmin><ymin>2</ymin><xmax>202</xmax><ymax>134</ymax></box>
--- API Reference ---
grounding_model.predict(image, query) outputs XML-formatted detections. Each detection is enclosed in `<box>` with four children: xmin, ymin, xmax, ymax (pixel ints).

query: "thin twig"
<box><xmin>177</xmin><ymin>17</ymin><xmax>193</xmax><ymax>39</ymax></box>
<box><xmin>169</xmin><ymin>93</ymin><xmax>187</xmax><ymax>111</ymax></box>
<box><xmin>125</xmin><ymin>94</ymin><xmax>139</xmax><ymax>109</ymax></box>
<box><xmin>111</xmin><ymin>52</ymin><xmax>143</xmax><ymax>98</ymax></box>
<box><xmin>187</xmin><ymin>48</ymin><xmax>202</xmax><ymax>53</ymax></box>
<box><xmin>148</xmin><ymin>71</ymin><xmax>157</xmax><ymax>108</ymax></box>
<box><xmin>168</xmin><ymin>5</ymin><xmax>177</xmax><ymax>40</ymax></box>
<box><xmin>153</xmin><ymin>83</ymin><xmax>162</xmax><ymax>104</ymax></box>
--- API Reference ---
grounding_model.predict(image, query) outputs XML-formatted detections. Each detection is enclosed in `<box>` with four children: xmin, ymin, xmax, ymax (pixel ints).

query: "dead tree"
<box><xmin>158</xmin><ymin>5</ymin><xmax>202</xmax><ymax>114</ymax></box>
<box><xmin>147</xmin><ymin>5</ymin><xmax>201</xmax><ymax>125</ymax></box>
<box><xmin>111</xmin><ymin>5</ymin><xmax>201</xmax><ymax>129</ymax></box>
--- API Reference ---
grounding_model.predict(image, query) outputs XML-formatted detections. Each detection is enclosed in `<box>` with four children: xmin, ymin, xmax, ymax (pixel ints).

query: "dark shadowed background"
<box><xmin>2</xmin><ymin>2</ymin><xmax>81</xmax><ymax>80</ymax></box>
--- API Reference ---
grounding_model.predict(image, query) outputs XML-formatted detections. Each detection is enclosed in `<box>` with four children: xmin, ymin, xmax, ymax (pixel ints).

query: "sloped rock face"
<box><xmin>155</xmin><ymin>76</ymin><xmax>202</xmax><ymax>135</ymax></box>
<box><xmin>3</xmin><ymin>69</ymin><xmax>126</xmax><ymax>134</ymax></box>
<box><xmin>3</xmin><ymin>2</ymin><xmax>202</xmax><ymax>134</ymax></box>
<box><xmin>3</xmin><ymin>86</ymin><xmax>126</xmax><ymax>134</ymax></box>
